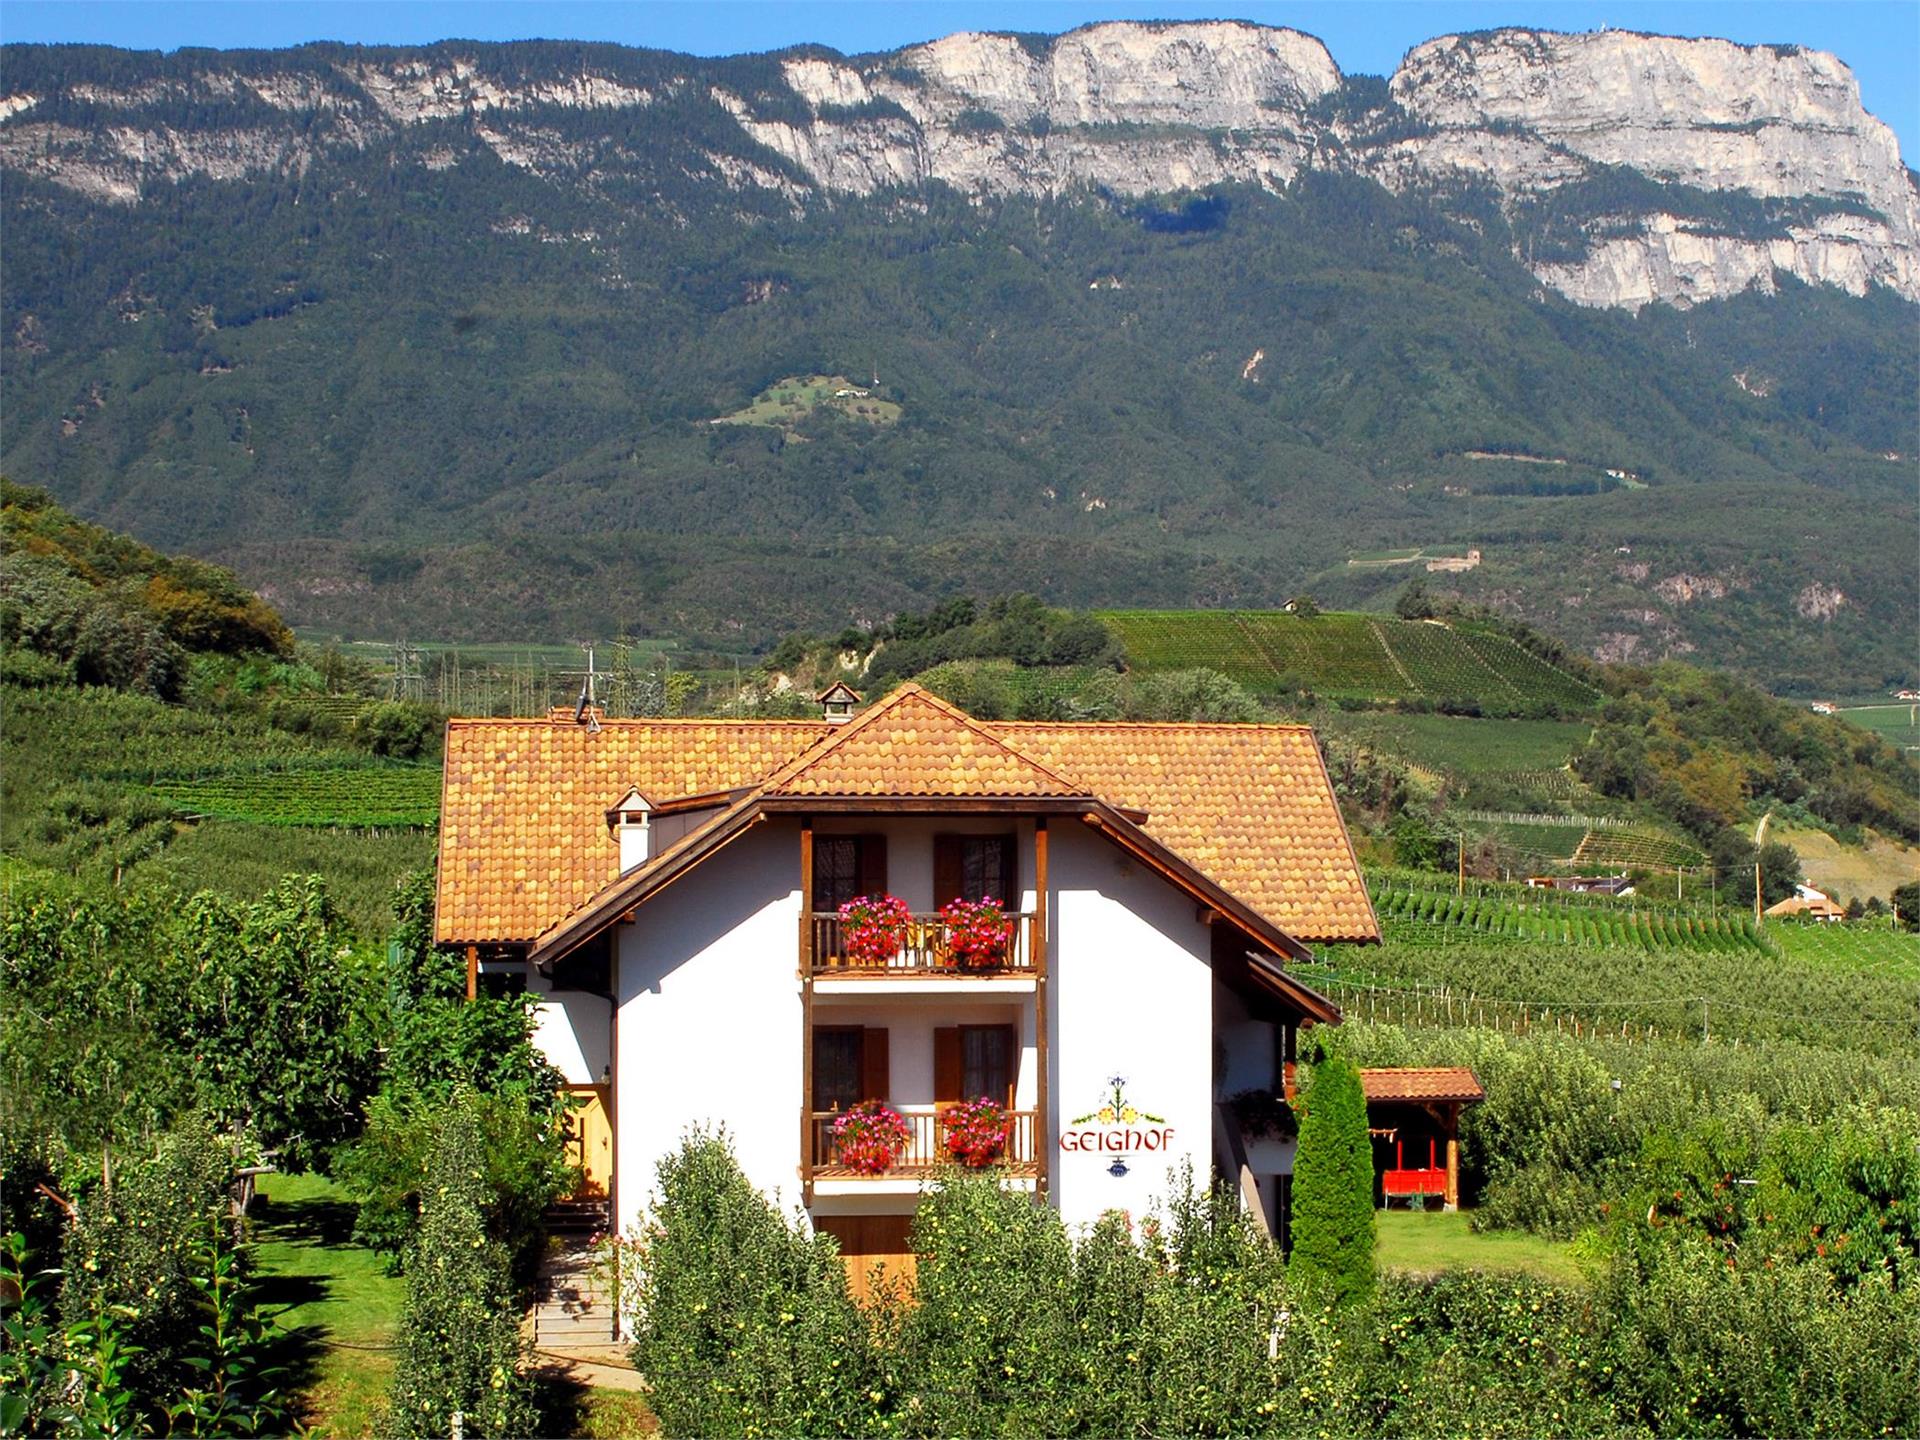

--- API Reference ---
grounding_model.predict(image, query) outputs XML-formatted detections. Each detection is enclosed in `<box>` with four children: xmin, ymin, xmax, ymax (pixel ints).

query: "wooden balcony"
<box><xmin>805</xmin><ymin>911</ymin><xmax>1038</xmax><ymax>977</ymax></box>
<box><xmin>808</xmin><ymin>1107</ymin><xmax>1039</xmax><ymax>1180</ymax></box>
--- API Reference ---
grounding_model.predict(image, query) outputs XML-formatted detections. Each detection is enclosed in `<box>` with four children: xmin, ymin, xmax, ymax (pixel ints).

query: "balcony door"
<box><xmin>934</xmin><ymin>834</ymin><xmax>1017</xmax><ymax>907</ymax></box>
<box><xmin>812</xmin><ymin>1025</ymin><xmax>891</xmax><ymax>1111</ymax></box>
<box><xmin>934</xmin><ymin>1022</ymin><xmax>1016</xmax><ymax>1109</ymax></box>
<box><xmin>813</xmin><ymin>834</ymin><xmax>888</xmax><ymax>911</ymax></box>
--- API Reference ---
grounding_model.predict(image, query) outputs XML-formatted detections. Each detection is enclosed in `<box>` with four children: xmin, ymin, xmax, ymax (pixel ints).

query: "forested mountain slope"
<box><xmin>1</xmin><ymin>24</ymin><xmax>1914</xmax><ymax>688</ymax></box>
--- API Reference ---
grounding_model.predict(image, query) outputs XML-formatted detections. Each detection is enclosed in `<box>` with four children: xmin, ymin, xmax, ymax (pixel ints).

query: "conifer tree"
<box><xmin>1289</xmin><ymin>1054</ymin><xmax>1376</xmax><ymax>1305</ymax></box>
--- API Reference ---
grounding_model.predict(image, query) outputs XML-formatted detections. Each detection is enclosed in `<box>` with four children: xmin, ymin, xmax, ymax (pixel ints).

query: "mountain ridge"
<box><xmin>1</xmin><ymin>22</ymin><xmax>1914</xmax><ymax>690</ymax></box>
<box><xmin>5</xmin><ymin>21</ymin><xmax>1913</xmax><ymax>309</ymax></box>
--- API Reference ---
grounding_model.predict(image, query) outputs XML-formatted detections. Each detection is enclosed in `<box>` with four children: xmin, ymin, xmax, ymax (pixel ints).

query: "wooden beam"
<box><xmin>465</xmin><ymin>944</ymin><xmax>478</xmax><ymax>1002</ymax></box>
<box><xmin>801</xmin><ymin>818</ymin><xmax>815</xmax><ymax>1206</ymax></box>
<box><xmin>802</xmin><ymin>977</ymin><xmax>816</xmax><ymax>1208</ymax></box>
<box><xmin>799</xmin><ymin>819</ymin><xmax>814</xmax><ymax>977</ymax></box>
<box><xmin>1444</xmin><ymin>1104</ymin><xmax>1460</xmax><ymax>1212</ymax></box>
<box><xmin>1034</xmin><ymin>818</ymin><xmax>1050</xmax><ymax>1203</ymax></box>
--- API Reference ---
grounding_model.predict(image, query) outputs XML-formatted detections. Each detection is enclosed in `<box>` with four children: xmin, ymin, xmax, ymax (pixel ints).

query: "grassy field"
<box><xmin>133</xmin><ymin>823</ymin><xmax>435</xmax><ymax>938</ymax></box>
<box><xmin>1834</xmin><ymin>703</ymin><xmax>1920</xmax><ymax>752</ymax></box>
<box><xmin>1318</xmin><ymin>881</ymin><xmax>1918</xmax><ymax>1053</ymax></box>
<box><xmin>1320</xmin><ymin>712</ymin><xmax>1591</xmax><ymax>777</ymax></box>
<box><xmin>254</xmin><ymin>1172</ymin><xmax>403</xmax><ymax>1438</ymax></box>
<box><xmin>1774</xmin><ymin>824</ymin><xmax>1919</xmax><ymax>905</ymax></box>
<box><xmin>149</xmin><ymin>762</ymin><xmax>442</xmax><ymax>827</ymax></box>
<box><xmin>712</xmin><ymin>374</ymin><xmax>901</xmax><ymax>428</ymax></box>
<box><xmin>1767</xmin><ymin>918</ymin><xmax>1920</xmax><ymax>981</ymax></box>
<box><xmin>1374</xmin><ymin>1209</ymin><xmax>1582</xmax><ymax>1285</ymax></box>
<box><xmin>1099</xmin><ymin>610</ymin><xmax>1598</xmax><ymax>711</ymax></box>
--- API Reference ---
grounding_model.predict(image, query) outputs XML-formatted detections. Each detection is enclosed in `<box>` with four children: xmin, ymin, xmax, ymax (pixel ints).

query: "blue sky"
<box><xmin>4</xmin><ymin>1</ymin><xmax>1916</xmax><ymax>160</ymax></box>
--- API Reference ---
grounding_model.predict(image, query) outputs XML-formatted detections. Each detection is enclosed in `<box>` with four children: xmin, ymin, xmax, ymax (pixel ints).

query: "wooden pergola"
<box><xmin>1359</xmin><ymin>1067</ymin><xmax>1485</xmax><ymax>1212</ymax></box>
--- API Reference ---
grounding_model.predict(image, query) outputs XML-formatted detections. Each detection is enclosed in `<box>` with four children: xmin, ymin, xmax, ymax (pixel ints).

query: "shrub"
<box><xmin>59</xmin><ymin>1117</ymin><xmax>239</xmax><ymax>1408</ymax></box>
<box><xmin>1599</xmin><ymin>1242</ymin><xmax>1920</xmax><ymax>1436</ymax></box>
<box><xmin>384</xmin><ymin>1091</ymin><xmax>539</xmax><ymax>1440</ymax></box>
<box><xmin>630</xmin><ymin>1132</ymin><xmax>879</xmax><ymax>1438</ymax></box>
<box><xmin>1290</xmin><ymin>1055</ymin><xmax>1376</xmax><ymax>1305</ymax></box>
<box><xmin>335</xmin><ymin>1087</ymin><xmax>571</xmax><ymax>1278</ymax></box>
<box><xmin>898</xmin><ymin>1171</ymin><xmax>1078</xmax><ymax>1434</ymax></box>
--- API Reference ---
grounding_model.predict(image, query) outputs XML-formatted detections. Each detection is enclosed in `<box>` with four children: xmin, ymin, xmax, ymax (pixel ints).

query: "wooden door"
<box><xmin>816</xmin><ymin>1213</ymin><xmax>916</xmax><ymax>1304</ymax></box>
<box><xmin>567</xmin><ymin>1085</ymin><xmax>613</xmax><ymax>1199</ymax></box>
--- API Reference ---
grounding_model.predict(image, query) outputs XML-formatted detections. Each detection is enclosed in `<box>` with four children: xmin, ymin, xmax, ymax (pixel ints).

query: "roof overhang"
<box><xmin>1223</xmin><ymin>948</ymin><xmax>1341</xmax><ymax>1027</ymax></box>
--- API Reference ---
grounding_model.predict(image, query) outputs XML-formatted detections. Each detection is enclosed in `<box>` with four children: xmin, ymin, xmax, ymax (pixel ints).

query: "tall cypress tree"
<box><xmin>1290</xmin><ymin>1054</ymin><xmax>1376</xmax><ymax>1305</ymax></box>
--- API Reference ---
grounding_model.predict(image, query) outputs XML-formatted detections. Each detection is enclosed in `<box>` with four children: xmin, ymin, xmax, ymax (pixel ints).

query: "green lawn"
<box><xmin>1834</xmin><ymin>703</ymin><xmax>1920</xmax><ymax>750</ymax></box>
<box><xmin>253</xmin><ymin>1172</ymin><xmax>403</xmax><ymax>1438</ymax></box>
<box><xmin>1374</xmin><ymin>1208</ymin><xmax>1584</xmax><ymax>1285</ymax></box>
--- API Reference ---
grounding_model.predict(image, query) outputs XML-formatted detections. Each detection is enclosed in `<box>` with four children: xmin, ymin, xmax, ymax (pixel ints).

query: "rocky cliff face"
<box><xmin>2</xmin><ymin>21</ymin><xmax>1914</xmax><ymax>310</ymax></box>
<box><xmin>1380</xmin><ymin>30</ymin><xmax>1919</xmax><ymax>308</ymax></box>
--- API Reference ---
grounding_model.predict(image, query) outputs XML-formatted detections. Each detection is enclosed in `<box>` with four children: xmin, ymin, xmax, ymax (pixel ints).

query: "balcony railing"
<box><xmin>808</xmin><ymin>1107</ymin><xmax>1039</xmax><ymax>1179</ymax></box>
<box><xmin>805</xmin><ymin>911</ymin><xmax>1037</xmax><ymax>976</ymax></box>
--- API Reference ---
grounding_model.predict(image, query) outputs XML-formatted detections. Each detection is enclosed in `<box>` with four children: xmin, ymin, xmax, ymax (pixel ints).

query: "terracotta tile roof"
<box><xmin>764</xmin><ymin>686</ymin><xmax>1089</xmax><ymax>798</ymax></box>
<box><xmin>436</xmin><ymin>687</ymin><xmax>1379</xmax><ymax>948</ymax></box>
<box><xmin>434</xmin><ymin>717</ymin><xmax>825</xmax><ymax>944</ymax></box>
<box><xmin>995</xmin><ymin>723</ymin><xmax>1378</xmax><ymax>944</ymax></box>
<box><xmin>1359</xmin><ymin>1068</ymin><xmax>1486</xmax><ymax>1103</ymax></box>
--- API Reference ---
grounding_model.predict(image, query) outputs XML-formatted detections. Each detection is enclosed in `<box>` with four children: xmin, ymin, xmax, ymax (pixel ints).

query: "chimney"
<box><xmin>608</xmin><ymin>787</ymin><xmax>653</xmax><ymax>873</ymax></box>
<box><xmin>817</xmin><ymin>682</ymin><xmax>862</xmax><ymax>726</ymax></box>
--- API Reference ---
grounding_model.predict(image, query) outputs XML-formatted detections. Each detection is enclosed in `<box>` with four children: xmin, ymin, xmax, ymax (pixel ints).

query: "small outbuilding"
<box><xmin>1360</xmin><ymin>1067</ymin><xmax>1485</xmax><ymax>1212</ymax></box>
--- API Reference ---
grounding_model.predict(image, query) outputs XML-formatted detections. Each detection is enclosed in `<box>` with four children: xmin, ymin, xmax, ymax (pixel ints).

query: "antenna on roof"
<box><xmin>560</xmin><ymin>642</ymin><xmax>610</xmax><ymax>732</ymax></box>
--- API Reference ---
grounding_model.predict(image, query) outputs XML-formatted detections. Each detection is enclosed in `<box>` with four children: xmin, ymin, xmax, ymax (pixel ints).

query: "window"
<box><xmin>812</xmin><ymin>1026</ymin><xmax>890</xmax><ymax>1110</ymax></box>
<box><xmin>813</xmin><ymin>1028</ymin><xmax>864</xmax><ymax>1112</ymax></box>
<box><xmin>936</xmin><ymin>1022</ymin><xmax>1016</xmax><ymax>1107</ymax></box>
<box><xmin>961</xmin><ymin>1024</ymin><xmax>1015</xmax><ymax>1106</ymax></box>
<box><xmin>813</xmin><ymin>834</ymin><xmax>887</xmax><ymax>911</ymax></box>
<box><xmin>934</xmin><ymin>834</ymin><xmax>1016</xmax><ymax>907</ymax></box>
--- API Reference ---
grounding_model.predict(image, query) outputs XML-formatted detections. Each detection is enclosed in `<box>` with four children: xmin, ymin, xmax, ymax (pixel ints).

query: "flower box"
<box><xmin>830</xmin><ymin>1100</ymin><xmax>911</xmax><ymax>1174</ymax></box>
<box><xmin>939</xmin><ymin>896</ymin><xmax>1011</xmax><ymax>969</ymax></box>
<box><xmin>942</xmin><ymin>1097</ymin><xmax>1011</xmax><ymax>1167</ymax></box>
<box><xmin>838</xmin><ymin>893</ymin><xmax>910</xmax><ymax>967</ymax></box>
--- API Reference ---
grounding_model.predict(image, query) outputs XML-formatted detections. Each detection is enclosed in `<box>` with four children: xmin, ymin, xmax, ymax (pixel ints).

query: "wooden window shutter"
<box><xmin>933</xmin><ymin>835</ymin><xmax>964</xmax><ymax>909</ymax></box>
<box><xmin>861</xmin><ymin>1027</ymin><xmax>890</xmax><ymax>1102</ymax></box>
<box><xmin>933</xmin><ymin>1026</ymin><xmax>961</xmax><ymax>1106</ymax></box>
<box><xmin>858</xmin><ymin>834</ymin><xmax>888</xmax><ymax>897</ymax></box>
<box><xmin>997</xmin><ymin>834</ymin><xmax>1017</xmax><ymax>904</ymax></box>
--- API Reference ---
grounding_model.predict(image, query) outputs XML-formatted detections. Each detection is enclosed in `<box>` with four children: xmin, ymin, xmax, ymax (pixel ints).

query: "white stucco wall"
<box><xmin>1049</xmin><ymin>821</ymin><xmax>1215</xmax><ymax>1230</ymax></box>
<box><xmin>475</xmin><ymin>960</ymin><xmax>610</xmax><ymax>1087</ymax></box>
<box><xmin>531</xmin><ymin>982</ymin><xmax>610</xmax><ymax>1086</ymax></box>
<box><xmin>614</xmin><ymin>822</ymin><xmax>805</xmax><ymax>1236</ymax></box>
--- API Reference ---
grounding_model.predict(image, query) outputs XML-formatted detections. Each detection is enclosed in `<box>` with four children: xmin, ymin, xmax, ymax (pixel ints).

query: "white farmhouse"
<box><xmin>436</xmin><ymin>684</ymin><xmax>1377</xmax><ymax>1285</ymax></box>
